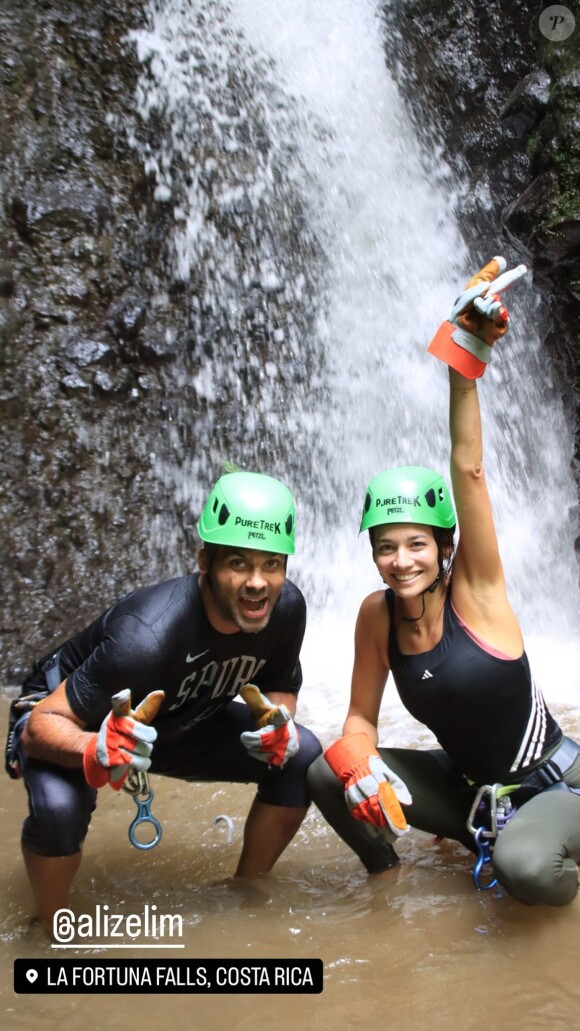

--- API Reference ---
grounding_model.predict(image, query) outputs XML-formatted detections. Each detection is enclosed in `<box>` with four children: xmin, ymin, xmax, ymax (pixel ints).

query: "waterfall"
<box><xmin>127</xmin><ymin>0</ymin><xmax>580</xmax><ymax>732</ymax></box>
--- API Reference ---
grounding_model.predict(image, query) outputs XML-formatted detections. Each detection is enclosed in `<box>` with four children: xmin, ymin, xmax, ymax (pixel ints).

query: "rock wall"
<box><xmin>1</xmin><ymin>1</ymin><xmax>156</xmax><ymax>679</ymax></box>
<box><xmin>1</xmin><ymin>0</ymin><xmax>578</xmax><ymax>681</ymax></box>
<box><xmin>381</xmin><ymin>0</ymin><xmax>580</xmax><ymax>528</ymax></box>
<box><xmin>0</xmin><ymin>0</ymin><xmax>322</xmax><ymax>680</ymax></box>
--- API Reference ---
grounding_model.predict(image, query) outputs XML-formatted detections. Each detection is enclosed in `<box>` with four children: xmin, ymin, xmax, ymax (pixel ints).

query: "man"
<box><xmin>8</xmin><ymin>471</ymin><xmax>321</xmax><ymax>930</ymax></box>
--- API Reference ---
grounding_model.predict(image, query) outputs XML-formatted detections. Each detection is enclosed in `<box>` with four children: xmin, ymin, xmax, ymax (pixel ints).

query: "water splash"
<box><xmin>126</xmin><ymin>0</ymin><xmax>579</xmax><ymax>720</ymax></box>
<box><xmin>126</xmin><ymin>0</ymin><xmax>328</xmax><ymax>539</ymax></box>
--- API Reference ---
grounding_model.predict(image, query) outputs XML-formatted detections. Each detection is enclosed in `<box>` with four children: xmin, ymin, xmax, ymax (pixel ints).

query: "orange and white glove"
<box><xmin>427</xmin><ymin>256</ymin><xmax>527</xmax><ymax>378</ymax></box>
<box><xmin>239</xmin><ymin>684</ymin><xmax>299</xmax><ymax>769</ymax></box>
<box><xmin>324</xmin><ymin>733</ymin><xmax>412</xmax><ymax>837</ymax></box>
<box><xmin>83</xmin><ymin>689</ymin><xmax>165</xmax><ymax>791</ymax></box>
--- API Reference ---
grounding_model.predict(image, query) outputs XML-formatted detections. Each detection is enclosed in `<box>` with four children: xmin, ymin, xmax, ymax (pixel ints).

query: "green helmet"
<box><xmin>360</xmin><ymin>466</ymin><xmax>456</xmax><ymax>532</ymax></box>
<box><xmin>198</xmin><ymin>472</ymin><xmax>296</xmax><ymax>554</ymax></box>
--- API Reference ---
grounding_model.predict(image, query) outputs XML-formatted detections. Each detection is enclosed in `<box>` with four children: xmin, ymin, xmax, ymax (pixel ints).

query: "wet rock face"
<box><xmin>381</xmin><ymin>0</ymin><xmax>580</xmax><ymax>492</ymax></box>
<box><xmin>0</xmin><ymin>1</ymin><xmax>578</xmax><ymax>681</ymax></box>
<box><xmin>0</xmin><ymin>0</ymin><xmax>323</xmax><ymax>681</ymax></box>
<box><xmin>0</xmin><ymin>1</ymin><xmax>154</xmax><ymax>680</ymax></box>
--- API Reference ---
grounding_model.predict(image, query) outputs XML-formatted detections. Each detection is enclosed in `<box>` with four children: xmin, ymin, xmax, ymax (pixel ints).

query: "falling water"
<box><xmin>127</xmin><ymin>0</ymin><xmax>580</xmax><ymax>734</ymax></box>
<box><xmin>3</xmin><ymin>7</ymin><xmax>580</xmax><ymax>1024</ymax></box>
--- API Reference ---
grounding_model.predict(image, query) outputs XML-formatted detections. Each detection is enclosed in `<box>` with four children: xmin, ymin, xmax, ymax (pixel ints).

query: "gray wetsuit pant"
<box><xmin>308</xmin><ymin>743</ymin><xmax>580</xmax><ymax>907</ymax></box>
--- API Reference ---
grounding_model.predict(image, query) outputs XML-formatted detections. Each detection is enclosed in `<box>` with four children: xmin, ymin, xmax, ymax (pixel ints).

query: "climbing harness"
<box><xmin>5</xmin><ymin>650</ymin><xmax>63</xmax><ymax>779</ymax></box>
<box><xmin>465</xmin><ymin>738</ymin><xmax>580</xmax><ymax>891</ymax></box>
<box><xmin>466</xmin><ymin>782</ymin><xmax>518</xmax><ymax>891</ymax></box>
<box><xmin>122</xmin><ymin>768</ymin><xmax>163</xmax><ymax>851</ymax></box>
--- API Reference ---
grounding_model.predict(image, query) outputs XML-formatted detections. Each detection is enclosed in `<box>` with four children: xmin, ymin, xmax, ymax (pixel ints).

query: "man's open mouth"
<box><xmin>239</xmin><ymin>596</ymin><xmax>268</xmax><ymax>618</ymax></box>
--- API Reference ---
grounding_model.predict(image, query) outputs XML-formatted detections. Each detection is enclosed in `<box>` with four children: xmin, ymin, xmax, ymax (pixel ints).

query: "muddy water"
<box><xmin>3</xmin><ymin>0</ymin><xmax>580</xmax><ymax>1024</ymax></box>
<box><xmin>2</xmin><ymin>692</ymin><xmax>580</xmax><ymax>1031</ymax></box>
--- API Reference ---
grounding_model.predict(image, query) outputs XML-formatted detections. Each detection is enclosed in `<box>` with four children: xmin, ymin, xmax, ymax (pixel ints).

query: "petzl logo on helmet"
<box><xmin>359</xmin><ymin>467</ymin><xmax>456</xmax><ymax>533</ymax></box>
<box><xmin>198</xmin><ymin>471</ymin><xmax>296</xmax><ymax>554</ymax></box>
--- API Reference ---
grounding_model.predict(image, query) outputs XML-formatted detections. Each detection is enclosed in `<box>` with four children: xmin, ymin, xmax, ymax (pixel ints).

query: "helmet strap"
<box><xmin>400</xmin><ymin>574</ymin><xmax>441</xmax><ymax>624</ymax></box>
<box><xmin>400</xmin><ymin>592</ymin><xmax>426</xmax><ymax>623</ymax></box>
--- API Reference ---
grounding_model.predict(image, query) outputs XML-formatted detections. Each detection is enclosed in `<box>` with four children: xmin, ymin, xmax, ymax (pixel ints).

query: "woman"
<box><xmin>308</xmin><ymin>258</ymin><xmax>580</xmax><ymax>906</ymax></box>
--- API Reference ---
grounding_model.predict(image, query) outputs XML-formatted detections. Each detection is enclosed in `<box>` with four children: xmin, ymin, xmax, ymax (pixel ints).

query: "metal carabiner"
<box><xmin>126</xmin><ymin>770</ymin><xmax>163</xmax><ymax>851</ymax></box>
<box><xmin>467</xmin><ymin>785</ymin><xmax>499</xmax><ymax>892</ymax></box>
<box><xmin>467</xmin><ymin>782</ymin><xmax>519</xmax><ymax>891</ymax></box>
<box><xmin>112</xmin><ymin>690</ymin><xmax>163</xmax><ymax>851</ymax></box>
<box><xmin>472</xmin><ymin>826</ymin><xmax>498</xmax><ymax>891</ymax></box>
<box><xmin>213</xmin><ymin>814</ymin><xmax>234</xmax><ymax>844</ymax></box>
<box><xmin>467</xmin><ymin>784</ymin><xmax>496</xmax><ymax>838</ymax></box>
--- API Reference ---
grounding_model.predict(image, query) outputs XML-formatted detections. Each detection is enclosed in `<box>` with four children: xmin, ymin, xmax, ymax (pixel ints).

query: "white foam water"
<box><xmin>128</xmin><ymin>0</ymin><xmax>580</xmax><ymax>723</ymax></box>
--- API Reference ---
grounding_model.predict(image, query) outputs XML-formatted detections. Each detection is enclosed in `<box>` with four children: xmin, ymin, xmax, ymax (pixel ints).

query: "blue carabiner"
<box><xmin>128</xmin><ymin>783</ymin><xmax>163</xmax><ymax>851</ymax></box>
<box><xmin>472</xmin><ymin>827</ymin><xmax>498</xmax><ymax>891</ymax></box>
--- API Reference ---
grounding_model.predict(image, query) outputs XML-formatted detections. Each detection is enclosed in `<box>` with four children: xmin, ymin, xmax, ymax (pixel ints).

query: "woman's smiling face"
<box><xmin>372</xmin><ymin>523</ymin><xmax>439</xmax><ymax>596</ymax></box>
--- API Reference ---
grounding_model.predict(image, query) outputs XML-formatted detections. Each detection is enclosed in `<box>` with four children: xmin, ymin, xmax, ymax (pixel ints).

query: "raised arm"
<box><xmin>448</xmin><ymin>367</ymin><xmax>504</xmax><ymax>588</ymax></box>
<box><xmin>428</xmin><ymin>257</ymin><xmax>527</xmax><ymax>651</ymax></box>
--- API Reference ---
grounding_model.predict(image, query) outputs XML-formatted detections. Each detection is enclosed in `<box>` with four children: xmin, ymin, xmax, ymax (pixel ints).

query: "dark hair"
<box><xmin>200</xmin><ymin>542</ymin><xmax>219</xmax><ymax>568</ymax></box>
<box><xmin>433</xmin><ymin>525</ymin><xmax>456</xmax><ymax>576</ymax></box>
<box><xmin>199</xmin><ymin>542</ymin><xmax>289</xmax><ymax>571</ymax></box>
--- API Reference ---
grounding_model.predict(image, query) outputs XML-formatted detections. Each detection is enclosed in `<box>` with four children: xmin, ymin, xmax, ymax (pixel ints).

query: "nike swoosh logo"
<box><xmin>186</xmin><ymin>649</ymin><xmax>210</xmax><ymax>664</ymax></box>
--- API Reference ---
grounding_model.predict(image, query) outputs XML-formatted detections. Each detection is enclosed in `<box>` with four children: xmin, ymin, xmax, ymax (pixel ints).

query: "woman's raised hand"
<box><xmin>427</xmin><ymin>256</ymin><xmax>527</xmax><ymax>378</ymax></box>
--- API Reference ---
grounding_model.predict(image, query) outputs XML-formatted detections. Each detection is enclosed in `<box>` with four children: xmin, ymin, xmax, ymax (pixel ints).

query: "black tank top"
<box><xmin>385</xmin><ymin>589</ymin><xmax>561</xmax><ymax>784</ymax></box>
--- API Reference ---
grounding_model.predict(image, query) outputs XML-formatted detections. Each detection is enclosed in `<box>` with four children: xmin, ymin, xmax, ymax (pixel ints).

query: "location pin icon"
<box><xmin>26</xmin><ymin>969</ymin><xmax>38</xmax><ymax>983</ymax></box>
